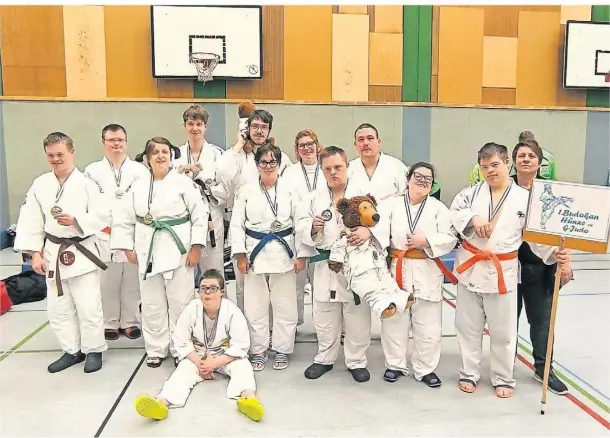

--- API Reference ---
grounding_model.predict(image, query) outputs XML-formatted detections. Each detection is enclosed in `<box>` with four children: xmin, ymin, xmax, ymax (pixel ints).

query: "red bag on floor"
<box><xmin>0</xmin><ymin>281</ymin><xmax>13</xmax><ymax>315</ymax></box>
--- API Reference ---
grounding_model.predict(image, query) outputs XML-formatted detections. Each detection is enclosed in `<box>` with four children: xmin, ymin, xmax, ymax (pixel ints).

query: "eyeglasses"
<box><xmin>103</xmin><ymin>138</ymin><xmax>126</xmax><ymax>143</ymax></box>
<box><xmin>199</xmin><ymin>285</ymin><xmax>221</xmax><ymax>294</ymax></box>
<box><xmin>250</xmin><ymin>123</ymin><xmax>269</xmax><ymax>132</ymax></box>
<box><xmin>258</xmin><ymin>160</ymin><xmax>278</xmax><ymax>168</ymax></box>
<box><xmin>298</xmin><ymin>141</ymin><xmax>317</xmax><ymax>149</ymax></box>
<box><xmin>412</xmin><ymin>172</ymin><xmax>433</xmax><ymax>184</ymax></box>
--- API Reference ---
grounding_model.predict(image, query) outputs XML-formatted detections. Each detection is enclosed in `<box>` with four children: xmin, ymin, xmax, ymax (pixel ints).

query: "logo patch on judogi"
<box><xmin>59</xmin><ymin>251</ymin><xmax>76</xmax><ymax>266</ymax></box>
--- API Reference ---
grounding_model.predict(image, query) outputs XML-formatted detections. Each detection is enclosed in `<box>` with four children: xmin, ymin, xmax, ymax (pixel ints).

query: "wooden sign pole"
<box><xmin>540</xmin><ymin>236</ymin><xmax>565</xmax><ymax>415</ymax></box>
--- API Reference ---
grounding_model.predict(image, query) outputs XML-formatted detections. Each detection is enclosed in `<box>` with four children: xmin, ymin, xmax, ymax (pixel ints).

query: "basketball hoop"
<box><xmin>190</xmin><ymin>52</ymin><xmax>220</xmax><ymax>84</ymax></box>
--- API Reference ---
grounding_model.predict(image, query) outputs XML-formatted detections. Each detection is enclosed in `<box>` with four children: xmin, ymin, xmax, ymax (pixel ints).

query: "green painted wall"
<box><xmin>586</xmin><ymin>5</ymin><xmax>610</xmax><ymax>108</ymax></box>
<box><xmin>402</xmin><ymin>6</ymin><xmax>432</xmax><ymax>103</ymax></box>
<box><xmin>194</xmin><ymin>79</ymin><xmax>226</xmax><ymax>99</ymax></box>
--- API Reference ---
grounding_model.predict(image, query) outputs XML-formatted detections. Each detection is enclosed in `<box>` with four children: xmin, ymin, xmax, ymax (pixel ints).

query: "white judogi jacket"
<box><xmin>173</xmin><ymin>297</ymin><xmax>250</xmax><ymax>361</ymax></box>
<box><xmin>388</xmin><ymin>194</ymin><xmax>459</xmax><ymax>302</ymax></box>
<box><xmin>84</xmin><ymin>156</ymin><xmax>149</xmax><ymax>263</ymax></box>
<box><xmin>110</xmin><ymin>170</ymin><xmax>209</xmax><ymax>279</ymax></box>
<box><xmin>348</xmin><ymin>153</ymin><xmax>409</xmax><ymax>201</ymax></box>
<box><xmin>450</xmin><ymin>180</ymin><xmax>558</xmax><ymax>294</ymax></box>
<box><xmin>230</xmin><ymin>176</ymin><xmax>307</xmax><ymax>275</ymax></box>
<box><xmin>14</xmin><ymin>168</ymin><xmax>110</xmax><ymax>280</ymax></box>
<box><xmin>173</xmin><ymin>141</ymin><xmax>227</xmax><ymax>237</ymax></box>
<box><xmin>282</xmin><ymin>161</ymin><xmax>324</xmax><ymax>203</ymax></box>
<box><xmin>296</xmin><ymin>180</ymin><xmax>389</xmax><ymax>303</ymax></box>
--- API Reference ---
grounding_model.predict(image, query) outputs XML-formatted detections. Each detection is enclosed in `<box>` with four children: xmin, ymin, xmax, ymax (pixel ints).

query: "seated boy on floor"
<box><xmin>134</xmin><ymin>269</ymin><xmax>265</xmax><ymax>422</ymax></box>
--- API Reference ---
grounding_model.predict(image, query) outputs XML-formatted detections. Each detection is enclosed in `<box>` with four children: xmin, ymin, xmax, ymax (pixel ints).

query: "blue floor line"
<box><xmin>517</xmin><ymin>334</ymin><xmax>610</xmax><ymax>402</ymax></box>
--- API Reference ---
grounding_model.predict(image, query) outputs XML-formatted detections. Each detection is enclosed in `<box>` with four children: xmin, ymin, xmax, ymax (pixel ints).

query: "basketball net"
<box><xmin>190</xmin><ymin>52</ymin><xmax>220</xmax><ymax>85</ymax></box>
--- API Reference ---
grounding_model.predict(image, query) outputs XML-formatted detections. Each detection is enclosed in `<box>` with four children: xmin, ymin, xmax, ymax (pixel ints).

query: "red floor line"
<box><xmin>441</xmin><ymin>296</ymin><xmax>610</xmax><ymax>430</ymax></box>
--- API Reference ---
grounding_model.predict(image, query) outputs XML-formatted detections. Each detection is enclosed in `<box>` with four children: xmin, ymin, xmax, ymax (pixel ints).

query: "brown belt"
<box><xmin>389</xmin><ymin>247</ymin><xmax>458</xmax><ymax>289</ymax></box>
<box><xmin>45</xmin><ymin>233</ymin><xmax>108</xmax><ymax>296</ymax></box>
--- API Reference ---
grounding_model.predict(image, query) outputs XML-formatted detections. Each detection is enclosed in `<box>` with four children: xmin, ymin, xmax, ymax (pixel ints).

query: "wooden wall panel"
<box><xmin>369</xmin><ymin>33</ymin><xmax>402</xmax><ymax>86</ymax></box>
<box><xmin>437</xmin><ymin>7</ymin><xmax>484</xmax><ymax>104</ymax></box>
<box><xmin>482</xmin><ymin>36</ymin><xmax>517</xmax><ymax>88</ymax></box>
<box><xmin>482</xmin><ymin>6</ymin><xmax>520</xmax><ymax>37</ymax></box>
<box><xmin>482</xmin><ymin>87</ymin><xmax>516</xmax><ymax>105</ymax></box>
<box><xmin>331</xmin><ymin>13</ymin><xmax>369</xmax><ymax>102</ymax></box>
<box><xmin>226</xmin><ymin>6</ymin><xmax>284</xmax><ymax>100</ymax></box>
<box><xmin>556</xmin><ymin>24</ymin><xmax>586</xmax><ymax>107</ymax></box>
<box><xmin>0</xmin><ymin>6</ymin><xmax>67</xmax><ymax>96</ymax></box>
<box><xmin>63</xmin><ymin>6</ymin><xmax>107</xmax><ymax>98</ymax></box>
<box><xmin>369</xmin><ymin>86</ymin><xmax>401</xmax><ymax>102</ymax></box>
<box><xmin>104</xmin><ymin>6</ymin><xmax>157</xmax><ymax>98</ymax></box>
<box><xmin>560</xmin><ymin>5</ymin><xmax>591</xmax><ymax>24</ymax></box>
<box><xmin>157</xmin><ymin>79</ymin><xmax>194</xmax><ymax>98</ymax></box>
<box><xmin>283</xmin><ymin>6</ymin><xmax>332</xmax><ymax>101</ymax></box>
<box><xmin>338</xmin><ymin>6</ymin><xmax>367</xmax><ymax>15</ymax></box>
<box><xmin>516</xmin><ymin>11</ymin><xmax>561</xmax><ymax>107</ymax></box>
<box><xmin>374</xmin><ymin>6</ymin><xmax>402</xmax><ymax>33</ymax></box>
<box><xmin>431</xmin><ymin>6</ymin><xmax>440</xmax><ymax>102</ymax></box>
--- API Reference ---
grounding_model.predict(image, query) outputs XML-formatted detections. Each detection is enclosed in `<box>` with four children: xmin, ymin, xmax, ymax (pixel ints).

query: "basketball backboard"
<box><xmin>563</xmin><ymin>20</ymin><xmax>610</xmax><ymax>89</ymax></box>
<box><xmin>150</xmin><ymin>5</ymin><xmax>262</xmax><ymax>80</ymax></box>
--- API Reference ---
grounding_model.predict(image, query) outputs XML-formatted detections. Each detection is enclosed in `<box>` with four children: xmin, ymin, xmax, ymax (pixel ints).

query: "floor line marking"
<box><xmin>0</xmin><ymin>321</ymin><xmax>49</xmax><ymax>363</ymax></box>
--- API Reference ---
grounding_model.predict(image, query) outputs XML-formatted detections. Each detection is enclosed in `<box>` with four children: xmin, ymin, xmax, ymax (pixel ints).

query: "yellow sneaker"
<box><xmin>135</xmin><ymin>394</ymin><xmax>168</xmax><ymax>420</ymax></box>
<box><xmin>237</xmin><ymin>396</ymin><xmax>265</xmax><ymax>422</ymax></box>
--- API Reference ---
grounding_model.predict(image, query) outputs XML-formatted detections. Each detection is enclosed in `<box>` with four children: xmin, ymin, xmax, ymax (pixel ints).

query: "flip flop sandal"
<box><xmin>250</xmin><ymin>354</ymin><xmax>267</xmax><ymax>371</ymax></box>
<box><xmin>273</xmin><ymin>353</ymin><xmax>288</xmax><ymax>370</ymax></box>
<box><xmin>494</xmin><ymin>384</ymin><xmax>514</xmax><ymax>398</ymax></box>
<box><xmin>104</xmin><ymin>329</ymin><xmax>120</xmax><ymax>341</ymax></box>
<box><xmin>383</xmin><ymin>368</ymin><xmax>403</xmax><ymax>383</ymax></box>
<box><xmin>422</xmin><ymin>372</ymin><xmax>442</xmax><ymax>388</ymax></box>
<box><xmin>121</xmin><ymin>326</ymin><xmax>141</xmax><ymax>340</ymax></box>
<box><xmin>146</xmin><ymin>356</ymin><xmax>164</xmax><ymax>368</ymax></box>
<box><xmin>458</xmin><ymin>378</ymin><xmax>477</xmax><ymax>393</ymax></box>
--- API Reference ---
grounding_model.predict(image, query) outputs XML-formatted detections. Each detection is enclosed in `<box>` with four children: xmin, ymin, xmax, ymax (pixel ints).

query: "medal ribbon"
<box><xmin>187</xmin><ymin>142</ymin><xmax>201</xmax><ymax>165</ymax></box>
<box><xmin>488</xmin><ymin>181</ymin><xmax>512</xmax><ymax>222</ymax></box>
<box><xmin>106</xmin><ymin>156</ymin><xmax>126</xmax><ymax>188</ymax></box>
<box><xmin>301</xmin><ymin>162</ymin><xmax>319</xmax><ymax>192</ymax></box>
<box><xmin>55</xmin><ymin>167</ymin><xmax>76</xmax><ymax>204</ymax></box>
<box><xmin>405</xmin><ymin>191</ymin><xmax>427</xmax><ymax>234</ymax></box>
<box><xmin>260</xmin><ymin>178</ymin><xmax>279</xmax><ymax>220</ymax></box>
<box><xmin>202</xmin><ymin>303</ymin><xmax>220</xmax><ymax>354</ymax></box>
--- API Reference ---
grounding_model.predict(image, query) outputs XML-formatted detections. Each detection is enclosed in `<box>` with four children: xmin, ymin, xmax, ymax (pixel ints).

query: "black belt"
<box><xmin>45</xmin><ymin>233</ymin><xmax>108</xmax><ymax>296</ymax></box>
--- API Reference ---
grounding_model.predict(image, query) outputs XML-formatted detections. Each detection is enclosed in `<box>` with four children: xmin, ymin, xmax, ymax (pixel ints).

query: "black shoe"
<box><xmin>534</xmin><ymin>371</ymin><xmax>568</xmax><ymax>395</ymax></box>
<box><xmin>304</xmin><ymin>363</ymin><xmax>333</xmax><ymax>379</ymax></box>
<box><xmin>104</xmin><ymin>329</ymin><xmax>120</xmax><ymax>341</ymax></box>
<box><xmin>383</xmin><ymin>368</ymin><xmax>403</xmax><ymax>383</ymax></box>
<box><xmin>348</xmin><ymin>367</ymin><xmax>370</xmax><ymax>383</ymax></box>
<box><xmin>174</xmin><ymin>357</ymin><xmax>180</xmax><ymax>367</ymax></box>
<box><xmin>84</xmin><ymin>352</ymin><xmax>103</xmax><ymax>373</ymax></box>
<box><xmin>121</xmin><ymin>326</ymin><xmax>141</xmax><ymax>340</ymax></box>
<box><xmin>421</xmin><ymin>372</ymin><xmax>442</xmax><ymax>388</ymax></box>
<box><xmin>48</xmin><ymin>351</ymin><xmax>86</xmax><ymax>373</ymax></box>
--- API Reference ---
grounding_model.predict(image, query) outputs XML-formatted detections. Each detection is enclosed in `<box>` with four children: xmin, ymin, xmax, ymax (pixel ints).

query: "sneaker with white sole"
<box><xmin>534</xmin><ymin>371</ymin><xmax>568</xmax><ymax>395</ymax></box>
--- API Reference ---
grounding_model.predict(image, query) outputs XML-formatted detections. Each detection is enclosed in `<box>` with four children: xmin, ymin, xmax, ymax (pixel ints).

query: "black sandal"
<box><xmin>104</xmin><ymin>329</ymin><xmax>120</xmax><ymax>341</ymax></box>
<box><xmin>383</xmin><ymin>368</ymin><xmax>403</xmax><ymax>383</ymax></box>
<box><xmin>146</xmin><ymin>356</ymin><xmax>164</xmax><ymax>368</ymax></box>
<box><xmin>422</xmin><ymin>372</ymin><xmax>442</xmax><ymax>388</ymax></box>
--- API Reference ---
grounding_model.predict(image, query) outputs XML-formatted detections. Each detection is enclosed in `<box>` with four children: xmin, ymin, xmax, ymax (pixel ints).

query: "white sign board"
<box><xmin>563</xmin><ymin>20</ymin><xmax>610</xmax><ymax>89</ymax></box>
<box><xmin>524</xmin><ymin>180</ymin><xmax>610</xmax><ymax>253</ymax></box>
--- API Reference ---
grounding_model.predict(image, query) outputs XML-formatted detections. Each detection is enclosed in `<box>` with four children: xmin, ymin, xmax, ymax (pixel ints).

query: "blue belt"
<box><xmin>245</xmin><ymin>227</ymin><xmax>294</xmax><ymax>265</ymax></box>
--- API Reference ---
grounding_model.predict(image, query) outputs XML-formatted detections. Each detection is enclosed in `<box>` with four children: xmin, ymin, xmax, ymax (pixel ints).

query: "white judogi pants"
<box><xmin>158</xmin><ymin>357</ymin><xmax>256</xmax><ymax>407</ymax></box>
<box><xmin>46</xmin><ymin>269</ymin><xmax>108</xmax><ymax>355</ymax></box>
<box><xmin>199</xmin><ymin>226</ymin><xmax>225</xmax><ymax>277</ymax></box>
<box><xmin>100</xmin><ymin>261</ymin><xmax>141</xmax><ymax>330</ymax></box>
<box><xmin>295</xmin><ymin>262</ymin><xmax>314</xmax><ymax>326</ymax></box>
<box><xmin>455</xmin><ymin>284</ymin><xmax>518</xmax><ymax>387</ymax></box>
<box><xmin>244</xmin><ymin>271</ymin><xmax>297</xmax><ymax>355</ymax></box>
<box><xmin>381</xmin><ymin>298</ymin><xmax>442</xmax><ymax>379</ymax></box>
<box><xmin>233</xmin><ymin>259</ymin><xmax>245</xmax><ymax>312</ymax></box>
<box><xmin>140</xmin><ymin>265</ymin><xmax>196</xmax><ymax>358</ymax></box>
<box><xmin>312</xmin><ymin>298</ymin><xmax>371</xmax><ymax>369</ymax></box>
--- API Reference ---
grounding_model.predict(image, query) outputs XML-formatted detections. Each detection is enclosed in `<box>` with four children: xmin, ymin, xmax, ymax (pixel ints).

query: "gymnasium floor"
<box><xmin>0</xmin><ymin>247</ymin><xmax>608</xmax><ymax>437</ymax></box>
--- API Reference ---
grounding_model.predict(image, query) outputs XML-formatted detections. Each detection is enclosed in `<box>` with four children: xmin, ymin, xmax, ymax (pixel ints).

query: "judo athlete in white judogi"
<box><xmin>134</xmin><ymin>269</ymin><xmax>265</xmax><ymax>422</ymax></box>
<box><xmin>348</xmin><ymin>123</ymin><xmax>409</xmax><ymax>202</ymax></box>
<box><xmin>84</xmin><ymin>124</ymin><xmax>148</xmax><ymax>341</ymax></box>
<box><xmin>382</xmin><ymin>163</ymin><xmax>459</xmax><ymax>387</ymax></box>
<box><xmin>111</xmin><ymin>137</ymin><xmax>209</xmax><ymax>368</ymax></box>
<box><xmin>172</xmin><ymin>105</ymin><xmax>227</xmax><ymax>277</ymax></box>
<box><xmin>281</xmin><ymin>129</ymin><xmax>325</xmax><ymax>327</ymax></box>
<box><xmin>296</xmin><ymin>146</ymin><xmax>373</xmax><ymax>383</ymax></box>
<box><xmin>230</xmin><ymin>143</ymin><xmax>307</xmax><ymax>371</ymax></box>
<box><xmin>14</xmin><ymin>132</ymin><xmax>109</xmax><ymax>373</ymax></box>
<box><xmin>450</xmin><ymin>143</ymin><xmax>568</xmax><ymax>398</ymax></box>
<box><xmin>217</xmin><ymin>109</ymin><xmax>292</xmax><ymax>312</ymax></box>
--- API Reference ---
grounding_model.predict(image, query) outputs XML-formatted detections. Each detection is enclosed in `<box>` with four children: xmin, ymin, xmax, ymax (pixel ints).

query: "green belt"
<box><xmin>310</xmin><ymin>249</ymin><xmax>330</xmax><ymax>263</ymax></box>
<box><xmin>136</xmin><ymin>214</ymin><xmax>191</xmax><ymax>277</ymax></box>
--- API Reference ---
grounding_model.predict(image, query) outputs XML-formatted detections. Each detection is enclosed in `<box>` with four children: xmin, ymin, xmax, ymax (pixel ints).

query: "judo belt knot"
<box><xmin>245</xmin><ymin>227</ymin><xmax>294</xmax><ymax>265</ymax></box>
<box><xmin>44</xmin><ymin>233</ymin><xmax>108</xmax><ymax>297</ymax></box>
<box><xmin>390</xmin><ymin>247</ymin><xmax>457</xmax><ymax>288</ymax></box>
<box><xmin>137</xmin><ymin>215</ymin><xmax>191</xmax><ymax>278</ymax></box>
<box><xmin>455</xmin><ymin>240</ymin><xmax>517</xmax><ymax>295</ymax></box>
<box><xmin>309</xmin><ymin>249</ymin><xmax>330</xmax><ymax>263</ymax></box>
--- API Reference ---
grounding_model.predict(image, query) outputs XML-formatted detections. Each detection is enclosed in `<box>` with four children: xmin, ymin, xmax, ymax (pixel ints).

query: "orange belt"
<box><xmin>389</xmin><ymin>248</ymin><xmax>458</xmax><ymax>288</ymax></box>
<box><xmin>102</xmin><ymin>227</ymin><xmax>111</xmax><ymax>234</ymax></box>
<box><xmin>455</xmin><ymin>240</ymin><xmax>518</xmax><ymax>295</ymax></box>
